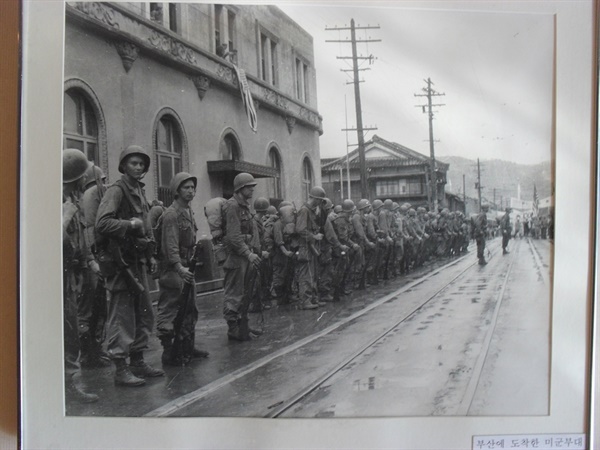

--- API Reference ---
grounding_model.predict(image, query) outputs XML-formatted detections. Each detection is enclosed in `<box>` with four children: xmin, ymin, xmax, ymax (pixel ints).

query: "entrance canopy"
<box><xmin>206</xmin><ymin>160</ymin><xmax>278</xmax><ymax>178</ymax></box>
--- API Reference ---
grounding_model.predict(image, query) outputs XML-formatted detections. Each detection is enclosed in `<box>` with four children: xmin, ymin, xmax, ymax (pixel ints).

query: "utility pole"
<box><xmin>414</xmin><ymin>78</ymin><xmax>445</xmax><ymax>212</ymax></box>
<box><xmin>462</xmin><ymin>174</ymin><xmax>466</xmax><ymax>204</ymax></box>
<box><xmin>326</xmin><ymin>20</ymin><xmax>380</xmax><ymax>200</ymax></box>
<box><xmin>476</xmin><ymin>158</ymin><xmax>483</xmax><ymax>211</ymax></box>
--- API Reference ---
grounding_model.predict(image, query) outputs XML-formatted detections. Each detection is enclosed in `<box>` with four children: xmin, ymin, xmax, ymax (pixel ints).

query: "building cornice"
<box><xmin>66</xmin><ymin>2</ymin><xmax>323</xmax><ymax>135</ymax></box>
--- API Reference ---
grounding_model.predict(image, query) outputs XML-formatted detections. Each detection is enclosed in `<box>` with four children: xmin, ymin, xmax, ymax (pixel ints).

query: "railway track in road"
<box><xmin>145</xmin><ymin>239</ymin><xmax>527</xmax><ymax>418</ymax></box>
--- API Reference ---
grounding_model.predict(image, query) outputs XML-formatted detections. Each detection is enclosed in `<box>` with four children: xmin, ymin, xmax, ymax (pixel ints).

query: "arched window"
<box><xmin>219</xmin><ymin>132</ymin><xmax>242</xmax><ymax>198</ymax></box>
<box><xmin>302</xmin><ymin>156</ymin><xmax>313</xmax><ymax>202</ymax></box>
<box><xmin>269</xmin><ymin>147</ymin><xmax>282</xmax><ymax>201</ymax></box>
<box><xmin>220</xmin><ymin>133</ymin><xmax>241</xmax><ymax>161</ymax></box>
<box><xmin>63</xmin><ymin>90</ymin><xmax>99</xmax><ymax>163</ymax></box>
<box><xmin>155</xmin><ymin>115</ymin><xmax>182</xmax><ymax>204</ymax></box>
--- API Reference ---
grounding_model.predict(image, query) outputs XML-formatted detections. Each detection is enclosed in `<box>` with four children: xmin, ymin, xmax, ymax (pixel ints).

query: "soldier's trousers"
<box><xmin>295</xmin><ymin>248</ymin><xmax>318</xmax><ymax>305</ymax></box>
<box><xmin>476</xmin><ymin>237</ymin><xmax>486</xmax><ymax>260</ymax></box>
<box><xmin>64</xmin><ymin>269</ymin><xmax>82</xmax><ymax>378</ymax></box>
<box><xmin>77</xmin><ymin>269</ymin><xmax>107</xmax><ymax>346</ymax></box>
<box><xmin>157</xmin><ymin>272</ymin><xmax>198</xmax><ymax>340</ymax></box>
<box><xmin>271</xmin><ymin>251</ymin><xmax>292</xmax><ymax>302</ymax></box>
<box><xmin>502</xmin><ymin>232</ymin><xmax>510</xmax><ymax>250</ymax></box>
<box><xmin>105</xmin><ymin>266</ymin><xmax>154</xmax><ymax>360</ymax></box>
<box><xmin>332</xmin><ymin>254</ymin><xmax>349</xmax><ymax>298</ymax></box>
<box><xmin>223</xmin><ymin>257</ymin><xmax>256</xmax><ymax>316</ymax></box>
<box><xmin>318</xmin><ymin>250</ymin><xmax>334</xmax><ymax>297</ymax></box>
<box><xmin>364</xmin><ymin>245</ymin><xmax>377</xmax><ymax>283</ymax></box>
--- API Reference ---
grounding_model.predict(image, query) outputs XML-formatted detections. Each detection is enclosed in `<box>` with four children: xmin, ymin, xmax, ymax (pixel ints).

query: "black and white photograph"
<box><xmin>20</xmin><ymin>0</ymin><xmax>596</xmax><ymax>448</ymax></box>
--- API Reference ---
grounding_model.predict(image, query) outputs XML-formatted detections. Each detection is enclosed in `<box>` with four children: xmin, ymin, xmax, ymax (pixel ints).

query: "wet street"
<box><xmin>68</xmin><ymin>236</ymin><xmax>551</xmax><ymax>418</ymax></box>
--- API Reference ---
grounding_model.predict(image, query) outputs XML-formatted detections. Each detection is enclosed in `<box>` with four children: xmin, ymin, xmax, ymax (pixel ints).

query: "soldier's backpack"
<box><xmin>279</xmin><ymin>205</ymin><xmax>297</xmax><ymax>238</ymax></box>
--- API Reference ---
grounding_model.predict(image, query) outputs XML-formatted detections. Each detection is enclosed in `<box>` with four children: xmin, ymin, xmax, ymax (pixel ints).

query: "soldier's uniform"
<box><xmin>222</xmin><ymin>188</ymin><xmax>261</xmax><ymax>337</ymax></box>
<box><xmin>473</xmin><ymin>206</ymin><xmax>489</xmax><ymax>265</ymax></box>
<box><xmin>78</xmin><ymin>167</ymin><xmax>110</xmax><ymax>368</ymax></box>
<box><xmin>365</xmin><ymin>206</ymin><xmax>381</xmax><ymax>284</ymax></box>
<box><xmin>96</xmin><ymin>146</ymin><xmax>163</xmax><ymax>385</ymax></box>
<box><xmin>500</xmin><ymin>209</ymin><xmax>512</xmax><ymax>254</ymax></box>
<box><xmin>157</xmin><ymin>175</ymin><xmax>200</xmax><ymax>365</ymax></box>
<box><xmin>295</xmin><ymin>201</ymin><xmax>321</xmax><ymax>309</ymax></box>
<box><xmin>318</xmin><ymin>206</ymin><xmax>344</xmax><ymax>301</ymax></box>
<box><xmin>63</xmin><ymin>149</ymin><xmax>98</xmax><ymax>402</ymax></box>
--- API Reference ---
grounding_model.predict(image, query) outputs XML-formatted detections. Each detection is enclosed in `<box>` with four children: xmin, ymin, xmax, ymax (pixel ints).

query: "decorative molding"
<box><xmin>285</xmin><ymin>116</ymin><xmax>296</xmax><ymax>134</ymax></box>
<box><xmin>114</xmin><ymin>41</ymin><xmax>139</xmax><ymax>72</ymax></box>
<box><xmin>263</xmin><ymin>88</ymin><xmax>289</xmax><ymax>111</ymax></box>
<box><xmin>191</xmin><ymin>75</ymin><xmax>211</xmax><ymax>100</ymax></box>
<box><xmin>148</xmin><ymin>31</ymin><xmax>197</xmax><ymax>64</ymax></box>
<box><xmin>216</xmin><ymin>64</ymin><xmax>236</xmax><ymax>85</ymax></box>
<box><xmin>71</xmin><ymin>2</ymin><xmax>120</xmax><ymax>29</ymax></box>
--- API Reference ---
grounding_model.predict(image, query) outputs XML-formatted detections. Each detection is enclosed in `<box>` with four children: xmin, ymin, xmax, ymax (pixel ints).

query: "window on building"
<box><xmin>155</xmin><ymin>116</ymin><xmax>182</xmax><ymax>204</ymax></box>
<box><xmin>63</xmin><ymin>90</ymin><xmax>99</xmax><ymax>164</ymax></box>
<box><xmin>227</xmin><ymin>10</ymin><xmax>235</xmax><ymax>52</ymax></box>
<box><xmin>219</xmin><ymin>132</ymin><xmax>241</xmax><ymax>199</ymax></box>
<box><xmin>408</xmin><ymin>180</ymin><xmax>423</xmax><ymax>195</ymax></box>
<box><xmin>302</xmin><ymin>157</ymin><xmax>313</xmax><ymax>202</ymax></box>
<box><xmin>269</xmin><ymin>147</ymin><xmax>282</xmax><ymax>201</ymax></box>
<box><xmin>295</xmin><ymin>58</ymin><xmax>309</xmax><ymax>103</ymax></box>
<box><xmin>169</xmin><ymin>3</ymin><xmax>178</xmax><ymax>32</ymax></box>
<box><xmin>259</xmin><ymin>30</ymin><xmax>278</xmax><ymax>85</ymax></box>
<box><xmin>214</xmin><ymin>5</ymin><xmax>222</xmax><ymax>50</ymax></box>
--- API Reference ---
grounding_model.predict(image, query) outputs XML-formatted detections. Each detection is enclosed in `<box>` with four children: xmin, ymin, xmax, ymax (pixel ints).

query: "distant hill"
<box><xmin>438</xmin><ymin>156</ymin><xmax>553</xmax><ymax>206</ymax></box>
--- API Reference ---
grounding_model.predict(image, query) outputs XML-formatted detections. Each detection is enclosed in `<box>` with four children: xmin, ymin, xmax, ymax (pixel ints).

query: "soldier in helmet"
<box><xmin>157</xmin><ymin>172</ymin><xmax>210</xmax><ymax>366</ymax></box>
<box><xmin>62</xmin><ymin>149</ymin><xmax>99</xmax><ymax>403</ymax></box>
<box><xmin>77</xmin><ymin>164</ymin><xmax>111</xmax><ymax>369</ymax></box>
<box><xmin>96</xmin><ymin>145</ymin><xmax>164</xmax><ymax>386</ymax></box>
<box><xmin>250</xmin><ymin>197</ymin><xmax>273</xmax><ymax>312</ymax></box>
<box><xmin>331</xmin><ymin>199</ymin><xmax>360</xmax><ymax>299</ymax></box>
<box><xmin>222</xmin><ymin>173</ymin><xmax>262</xmax><ymax>339</ymax></box>
<box><xmin>353</xmin><ymin>199</ymin><xmax>376</xmax><ymax>289</ymax></box>
<box><xmin>369</xmin><ymin>199</ymin><xmax>385</xmax><ymax>283</ymax></box>
<box><xmin>473</xmin><ymin>203</ymin><xmax>490</xmax><ymax>265</ymax></box>
<box><xmin>317</xmin><ymin>198</ymin><xmax>348</xmax><ymax>302</ymax></box>
<box><xmin>295</xmin><ymin>186</ymin><xmax>327</xmax><ymax>309</ymax></box>
<box><xmin>270</xmin><ymin>202</ymin><xmax>295</xmax><ymax>305</ymax></box>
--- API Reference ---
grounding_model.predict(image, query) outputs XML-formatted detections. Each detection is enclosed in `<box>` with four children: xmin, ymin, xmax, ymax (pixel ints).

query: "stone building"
<box><xmin>64</xmin><ymin>2</ymin><xmax>323</xmax><ymax>237</ymax></box>
<box><xmin>321</xmin><ymin>135</ymin><xmax>448</xmax><ymax>209</ymax></box>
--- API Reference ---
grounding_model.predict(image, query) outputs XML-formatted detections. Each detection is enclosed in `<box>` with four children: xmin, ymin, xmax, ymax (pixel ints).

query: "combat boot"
<box><xmin>478</xmin><ymin>258</ymin><xmax>488</xmax><ymax>266</ymax></box>
<box><xmin>129</xmin><ymin>352</ymin><xmax>165</xmax><ymax>378</ymax></box>
<box><xmin>113</xmin><ymin>358</ymin><xmax>146</xmax><ymax>387</ymax></box>
<box><xmin>159</xmin><ymin>335</ymin><xmax>178</xmax><ymax>366</ymax></box>
<box><xmin>227</xmin><ymin>319</ymin><xmax>253</xmax><ymax>341</ymax></box>
<box><xmin>65</xmin><ymin>375</ymin><xmax>99</xmax><ymax>403</ymax></box>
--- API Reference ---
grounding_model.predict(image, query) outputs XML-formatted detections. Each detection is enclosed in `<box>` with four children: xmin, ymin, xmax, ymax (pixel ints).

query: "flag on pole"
<box><xmin>232</xmin><ymin>64</ymin><xmax>258</xmax><ymax>132</ymax></box>
<box><xmin>533</xmin><ymin>184</ymin><xmax>539</xmax><ymax>217</ymax></box>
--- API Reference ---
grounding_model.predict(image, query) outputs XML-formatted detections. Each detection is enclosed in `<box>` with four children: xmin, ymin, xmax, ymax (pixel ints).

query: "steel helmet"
<box><xmin>170</xmin><ymin>172</ymin><xmax>197</xmax><ymax>196</ymax></box>
<box><xmin>233</xmin><ymin>172</ymin><xmax>257</xmax><ymax>192</ymax></box>
<box><xmin>82</xmin><ymin>164</ymin><xmax>106</xmax><ymax>189</ymax></box>
<box><xmin>254</xmin><ymin>197</ymin><xmax>270</xmax><ymax>212</ymax></box>
<box><xmin>323</xmin><ymin>197</ymin><xmax>333</xmax><ymax>211</ymax></box>
<box><xmin>357</xmin><ymin>199</ymin><xmax>370</xmax><ymax>210</ymax></box>
<box><xmin>408</xmin><ymin>208</ymin><xmax>417</xmax><ymax>217</ymax></box>
<box><xmin>417</xmin><ymin>207</ymin><xmax>426</xmax><ymax>214</ymax></box>
<box><xmin>400</xmin><ymin>204</ymin><xmax>408</xmax><ymax>213</ymax></box>
<box><xmin>372</xmin><ymin>199</ymin><xmax>383</xmax><ymax>210</ymax></box>
<box><xmin>383</xmin><ymin>199</ymin><xmax>393</xmax><ymax>209</ymax></box>
<box><xmin>266</xmin><ymin>205</ymin><xmax>277</xmax><ymax>215</ymax></box>
<box><xmin>342</xmin><ymin>199</ymin><xmax>355</xmax><ymax>212</ymax></box>
<box><xmin>333</xmin><ymin>205</ymin><xmax>342</xmax><ymax>214</ymax></box>
<box><xmin>481</xmin><ymin>203</ymin><xmax>490</xmax><ymax>211</ymax></box>
<box><xmin>391</xmin><ymin>202</ymin><xmax>400</xmax><ymax>211</ymax></box>
<box><xmin>308</xmin><ymin>186</ymin><xmax>326</xmax><ymax>199</ymax></box>
<box><xmin>63</xmin><ymin>148</ymin><xmax>92</xmax><ymax>183</ymax></box>
<box><xmin>278</xmin><ymin>200</ymin><xmax>292</xmax><ymax>211</ymax></box>
<box><xmin>118</xmin><ymin>145</ymin><xmax>151</xmax><ymax>174</ymax></box>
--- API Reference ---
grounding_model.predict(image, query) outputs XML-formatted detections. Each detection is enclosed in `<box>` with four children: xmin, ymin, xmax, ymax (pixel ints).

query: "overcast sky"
<box><xmin>278</xmin><ymin>3</ymin><xmax>554</xmax><ymax>165</ymax></box>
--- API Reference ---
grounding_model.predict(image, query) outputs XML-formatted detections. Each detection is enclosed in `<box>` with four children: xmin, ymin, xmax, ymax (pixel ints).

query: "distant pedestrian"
<box><xmin>500</xmin><ymin>207</ymin><xmax>512</xmax><ymax>254</ymax></box>
<box><xmin>473</xmin><ymin>203</ymin><xmax>489</xmax><ymax>265</ymax></box>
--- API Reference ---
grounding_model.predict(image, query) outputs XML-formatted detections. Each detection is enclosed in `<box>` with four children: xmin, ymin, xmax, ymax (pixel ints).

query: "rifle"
<box><xmin>171</xmin><ymin>242</ymin><xmax>202</xmax><ymax>363</ymax></box>
<box><xmin>107</xmin><ymin>239</ymin><xmax>145</xmax><ymax>294</ymax></box>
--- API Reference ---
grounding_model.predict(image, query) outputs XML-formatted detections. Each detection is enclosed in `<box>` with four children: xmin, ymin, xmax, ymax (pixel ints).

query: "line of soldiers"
<box><xmin>220</xmin><ymin>175</ymin><xmax>474</xmax><ymax>326</ymax></box>
<box><xmin>62</xmin><ymin>148</ymin><xmax>476</xmax><ymax>402</ymax></box>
